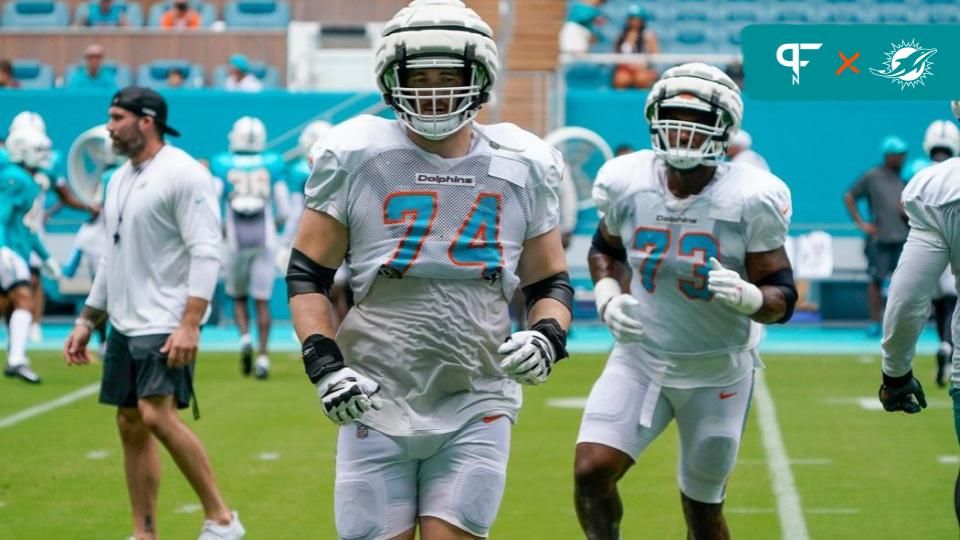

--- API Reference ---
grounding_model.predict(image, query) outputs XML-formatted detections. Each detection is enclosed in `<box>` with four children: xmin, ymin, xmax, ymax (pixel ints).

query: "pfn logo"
<box><xmin>776</xmin><ymin>42</ymin><xmax>823</xmax><ymax>85</ymax></box>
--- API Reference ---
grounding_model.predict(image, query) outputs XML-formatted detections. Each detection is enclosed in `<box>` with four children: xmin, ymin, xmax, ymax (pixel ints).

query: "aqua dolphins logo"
<box><xmin>870</xmin><ymin>39</ymin><xmax>937</xmax><ymax>90</ymax></box>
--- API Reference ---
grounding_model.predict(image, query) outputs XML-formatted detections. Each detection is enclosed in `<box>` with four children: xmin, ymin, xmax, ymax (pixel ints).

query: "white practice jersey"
<box><xmin>305</xmin><ymin>115</ymin><xmax>563</xmax><ymax>436</ymax></box>
<box><xmin>883</xmin><ymin>158</ymin><xmax>960</xmax><ymax>385</ymax></box>
<box><xmin>594</xmin><ymin>150</ymin><xmax>791</xmax><ymax>384</ymax></box>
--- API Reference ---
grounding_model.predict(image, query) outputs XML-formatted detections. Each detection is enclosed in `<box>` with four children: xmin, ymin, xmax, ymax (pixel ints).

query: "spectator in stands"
<box><xmin>0</xmin><ymin>59</ymin><xmax>19</xmax><ymax>89</ymax></box>
<box><xmin>161</xmin><ymin>0</ymin><xmax>202</xmax><ymax>30</ymax></box>
<box><xmin>66</xmin><ymin>44</ymin><xmax>117</xmax><ymax>90</ymax></box>
<box><xmin>843</xmin><ymin>135</ymin><xmax>910</xmax><ymax>337</ymax></box>
<box><xmin>74</xmin><ymin>0</ymin><xmax>131</xmax><ymax>27</ymax></box>
<box><xmin>559</xmin><ymin>0</ymin><xmax>606</xmax><ymax>54</ymax></box>
<box><xmin>166</xmin><ymin>68</ymin><xmax>187</xmax><ymax>88</ymax></box>
<box><xmin>612</xmin><ymin>6</ymin><xmax>658</xmax><ymax>89</ymax></box>
<box><xmin>224</xmin><ymin>54</ymin><xmax>262</xmax><ymax>93</ymax></box>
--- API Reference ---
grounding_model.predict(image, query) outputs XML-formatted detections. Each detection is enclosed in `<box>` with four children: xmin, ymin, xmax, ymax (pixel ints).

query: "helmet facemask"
<box><xmin>382</xmin><ymin>46</ymin><xmax>490</xmax><ymax>140</ymax></box>
<box><xmin>650</xmin><ymin>96</ymin><xmax>730</xmax><ymax>170</ymax></box>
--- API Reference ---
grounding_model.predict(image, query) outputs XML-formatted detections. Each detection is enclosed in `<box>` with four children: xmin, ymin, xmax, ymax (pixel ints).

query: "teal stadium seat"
<box><xmin>565</xmin><ymin>64</ymin><xmax>613</xmax><ymax>89</ymax></box>
<box><xmin>137</xmin><ymin>59</ymin><xmax>205</xmax><ymax>89</ymax></box>
<box><xmin>926</xmin><ymin>8</ymin><xmax>960</xmax><ymax>22</ymax></box>
<box><xmin>223</xmin><ymin>0</ymin><xmax>289</xmax><ymax>28</ymax></box>
<box><xmin>871</xmin><ymin>5</ymin><xmax>914</xmax><ymax>23</ymax></box>
<box><xmin>664</xmin><ymin>24</ymin><xmax>718</xmax><ymax>54</ymax></box>
<box><xmin>73</xmin><ymin>0</ymin><xmax>143</xmax><ymax>26</ymax></box>
<box><xmin>921</xmin><ymin>0</ymin><xmax>960</xmax><ymax>23</ymax></box>
<box><xmin>822</xmin><ymin>6</ymin><xmax>863</xmax><ymax>23</ymax></box>
<box><xmin>1</xmin><ymin>0</ymin><xmax>69</xmax><ymax>27</ymax></box>
<box><xmin>65</xmin><ymin>61</ymin><xmax>133</xmax><ymax>88</ymax></box>
<box><xmin>212</xmin><ymin>60</ymin><xmax>279</xmax><ymax>89</ymax></box>
<box><xmin>11</xmin><ymin>59</ymin><xmax>55</xmax><ymax>88</ymax></box>
<box><xmin>147</xmin><ymin>0</ymin><xmax>215</xmax><ymax>27</ymax></box>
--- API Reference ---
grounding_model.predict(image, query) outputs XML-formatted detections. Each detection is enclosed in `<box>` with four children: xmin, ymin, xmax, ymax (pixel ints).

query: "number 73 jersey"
<box><xmin>304</xmin><ymin>115</ymin><xmax>563</xmax><ymax>304</ymax></box>
<box><xmin>594</xmin><ymin>150</ymin><xmax>792</xmax><ymax>358</ymax></box>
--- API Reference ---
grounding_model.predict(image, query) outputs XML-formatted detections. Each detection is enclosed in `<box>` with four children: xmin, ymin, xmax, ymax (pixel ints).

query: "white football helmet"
<box><xmin>374</xmin><ymin>0</ymin><xmax>499</xmax><ymax>140</ymax></box>
<box><xmin>6</xmin><ymin>127</ymin><xmax>52</xmax><ymax>171</ymax></box>
<box><xmin>645</xmin><ymin>62</ymin><xmax>743</xmax><ymax>169</ymax></box>
<box><xmin>298</xmin><ymin>120</ymin><xmax>333</xmax><ymax>156</ymax></box>
<box><xmin>228</xmin><ymin>116</ymin><xmax>267</xmax><ymax>153</ymax></box>
<box><xmin>923</xmin><ymin>119</ymin><xmax>960</xmax><ymax>158</ymax></box>
<box><xmin>9</xmin><ymin>111</ymin><xmax>47</xmax><ymax>136</ymax></box>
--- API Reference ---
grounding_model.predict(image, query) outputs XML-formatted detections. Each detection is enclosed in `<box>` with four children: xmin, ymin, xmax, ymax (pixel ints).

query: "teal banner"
<box><xmin>743</xmin><ymin>25</ymin><xmax>960</xmax><ymax>100</ymax></box>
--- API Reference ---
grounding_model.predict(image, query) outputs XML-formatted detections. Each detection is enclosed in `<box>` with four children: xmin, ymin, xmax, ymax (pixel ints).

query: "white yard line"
<box><xmin>754</xmin><ymin>370</ymin><xmax>810</xmax><ymax>540</ymax></box>
<box><xmin>0</xmin><ymin>383</ymin><xmax>99</xmax><ymax>429</ymax></box>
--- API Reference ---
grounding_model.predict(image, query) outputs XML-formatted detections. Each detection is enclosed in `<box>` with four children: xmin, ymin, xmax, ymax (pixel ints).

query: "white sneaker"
<box><xmin>198</xmin><ymin>511</ymin><xmax>245</xmax><ymax>540</ymax></box>
<box><xmin>254</xmin><ymin>355</ymin><xmax>270</xmax><ymax>380</ymax></box>
<box><xmin>29</xmin><ymin>323</ymin><xmax>42</xmax><ymax>344</ymax></box>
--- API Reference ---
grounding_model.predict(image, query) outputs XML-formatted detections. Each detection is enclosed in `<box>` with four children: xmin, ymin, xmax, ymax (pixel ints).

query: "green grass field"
<box><xmin>1</xmin><ymin>350</ymin><xmax>957</xmax><ymax>539</ymax></box>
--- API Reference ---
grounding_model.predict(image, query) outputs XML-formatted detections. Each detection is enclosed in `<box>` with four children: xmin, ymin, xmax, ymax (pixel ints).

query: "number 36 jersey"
<box><xmin>594</xmin><ymin>150</ymin><xmax>792</xmax><ymax>361</ymax></box>
<box><xmin>305</xmin><ymin>114</ymin><xmax>563</xmax><ymax>436</ymax></box>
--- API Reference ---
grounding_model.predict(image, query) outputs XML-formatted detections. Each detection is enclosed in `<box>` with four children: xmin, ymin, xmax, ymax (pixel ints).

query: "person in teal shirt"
<box><xmin>74</xmin><ymin>0</ymin><xmax>130</xmax><ymax>27</ymax></box>
<box><xmin>66</xmin><ymin>44</ymin><xmax>118</xmax><ymax>90</ymax></box>
<box><xmin>210</xmin><ymin>116</ymin><xmax>289</xmax><ymax>380</ymax></box>
<box><xmin>0</xmin><ymin>128</ymin><xmax>59</xmax><ymax>384</ymax></box>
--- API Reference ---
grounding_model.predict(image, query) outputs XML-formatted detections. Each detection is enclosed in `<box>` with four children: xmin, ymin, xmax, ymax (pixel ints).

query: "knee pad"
<box><xmin>451</xmin><ymin>464</ymin><xmax>506</xmax><ymax>534</ymax></box>
<box><xmin>334</xmin><ymin>476</ymin><xmax>386</xmax><ymax>540</ymax></box>
<box><xmin>681</xmin><ymin>429</ymin><xmax>739</xmax><ymax>503</ymax></box>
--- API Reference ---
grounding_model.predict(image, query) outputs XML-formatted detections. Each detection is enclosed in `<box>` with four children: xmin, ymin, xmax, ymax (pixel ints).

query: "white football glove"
<box><xmin>316</xmin><ymin>367</ymin><xmax>383</xmax><ymax>425</ymax></box>
<box><xmin>707</xmin><ymin>257</ymin><xmax>763</xmax><ymax>315</ymax></box>
<box><xmin>594</xmin><ymin>277</ymin><xmax>645</xmax><ymax>343</ymax></box>
<box><xmin>42</xmin><ymin>257</ymin><xmax>62</xmax><ymax>280</ymax></box>
<box><xmin>499</xmin><ymin>330</ymin><xmax>557</xmax><ymax>385</ymax></box>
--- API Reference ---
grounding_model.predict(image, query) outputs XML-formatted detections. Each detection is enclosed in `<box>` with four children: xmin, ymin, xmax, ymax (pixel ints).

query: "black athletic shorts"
<box><xmin>98</xmin><ymin>331</ymin><xmax>193</xmax><ymax>410</ymax></box>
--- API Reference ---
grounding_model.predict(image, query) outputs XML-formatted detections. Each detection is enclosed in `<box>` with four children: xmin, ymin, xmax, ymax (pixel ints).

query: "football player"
<box><xmin>287</xmin><ymin>1</ymin><xmax>572</xmax><ymax>538</ymax></box>
<box><xmin>1</xmin><ymin>127</ymin><xmax>61</xmax><ymax>383</ymax></box>
<box><xmin>903</xmin><ymin>120</ymin><xmax>960</xmax><ymax>387</ymax></box>
<box><xmin>210</xmin><ymin>116</ymin><xmax>288</xmax><ymax>379</ymax></box>
<box><xmin>574</xmin><ymin>63</ymin><xmax>795</xmax><ymax>540</ymax></box>
<box><xmin>7</xmin><ymin>111</ymin><xmax>98</xmax><ymax>343</ymax></box>
<box><xmin>880</xmin><ymin>103</ymin><xmax>960</xmax><ymax>525</ymax></box>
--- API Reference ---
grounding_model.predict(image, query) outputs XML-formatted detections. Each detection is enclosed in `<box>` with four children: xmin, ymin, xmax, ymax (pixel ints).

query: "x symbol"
<box><xmin>836</xmin><ymin>51</ymin><xmax>860</xmax><ymax>75</ymax></box>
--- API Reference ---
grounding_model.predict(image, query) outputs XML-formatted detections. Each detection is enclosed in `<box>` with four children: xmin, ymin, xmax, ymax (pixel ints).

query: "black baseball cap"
<box><xmin>110</xmin><ymin>86</ymin><xmax>180</xmax><ymax>137</ymax></box>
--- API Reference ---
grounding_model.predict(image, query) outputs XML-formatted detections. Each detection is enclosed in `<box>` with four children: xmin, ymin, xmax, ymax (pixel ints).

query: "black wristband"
<box><xmin>531</xmin><ymin>318</ymin><xmax>569</xmax><ymax>361</ymax></box>
<box><xmin>883</xmin><ymin>370</ymin><xmax>914</xmax><ymax>388</ymax></box>
<box><xmin>302</xmin><ymin>334</ymin><xmax>346</xmax><ymax>384</ymax></box>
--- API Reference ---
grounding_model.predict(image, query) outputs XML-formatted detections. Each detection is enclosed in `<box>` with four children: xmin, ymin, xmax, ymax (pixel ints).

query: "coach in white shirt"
<box><xmin>64</xmin><ymin>87</ymin><xmax>245</xmax><ymax>540</ymax></box>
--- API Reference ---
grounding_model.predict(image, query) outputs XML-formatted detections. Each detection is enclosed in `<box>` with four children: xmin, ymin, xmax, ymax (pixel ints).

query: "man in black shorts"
<box><xmin>63</xmin><ymin>87</ymin><xmax>244</xmax><ymax>540</ymax></box>
<box><xmin>844</xmin><ymin>135</ymin><xmax>909</xmax><ymax>337</ymax></box>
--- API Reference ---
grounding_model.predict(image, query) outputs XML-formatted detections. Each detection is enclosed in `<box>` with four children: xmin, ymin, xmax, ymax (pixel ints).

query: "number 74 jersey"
<box><xmin>304</xmin><ymin>115</ymin><xmax>563</xmax><ymax>304</ymax></box>
<box><xmin>594</xmin><ymin>150</ymin><xmax>792</xmax><ymax>358</ymax></box>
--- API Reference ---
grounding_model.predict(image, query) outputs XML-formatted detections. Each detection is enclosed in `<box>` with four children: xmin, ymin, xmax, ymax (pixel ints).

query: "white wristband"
<box><xmin>74</xmin><ymin>317</ymin><xmax>96</xmax><ymax>331</ymax></box>
<box><xmin>593</xmin><ymin>277</ymin><xmax>623</xmax><ymax>319</ymax></box>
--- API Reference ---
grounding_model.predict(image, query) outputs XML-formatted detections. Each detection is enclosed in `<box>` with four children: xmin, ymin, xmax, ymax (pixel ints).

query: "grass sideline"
<box><xmin>0</xmin><ymin>351</ymin><xmax>956</xmax><ymax>539</ymax></box>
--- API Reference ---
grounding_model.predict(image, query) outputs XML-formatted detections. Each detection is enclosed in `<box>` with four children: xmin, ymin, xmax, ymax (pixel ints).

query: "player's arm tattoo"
<box><xmin>144</xmin><ymin>513</ymin><xmax>154</xmax><ymax>533</ymax></box>
<box><xmin>745</xmin><ymin>247</ymin><xmax>793</xmax><ymax>324</ymax></box>
<box><xmin>78</xmin><ymin>305</ymin><xmax>108</xmax><ymax>326</ymax></box>
<box><xmin>588</xmin><ymin>222</ymin><xmax>631</xmax><ymax>289</ymax></box>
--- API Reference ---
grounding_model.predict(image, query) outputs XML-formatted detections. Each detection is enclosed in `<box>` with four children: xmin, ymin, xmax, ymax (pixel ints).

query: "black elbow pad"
<box><xmin>285</xmin><ymin>248</ymin><xmax>337</xmax><ymax>299</ymax></box>
<box><xmin>522</xmin><ymin>271</ymin><xmax>574</xmax><ymax>315</ymax></box>
<box><xmin>755</xmin><ymin>268</ymin><xmax>798</xmax><ymax>324</ymax></box>
<box><xmin>590</xmin><ymin>226</ymin><xmax>627</xmax><ymax>263</ymax></box>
